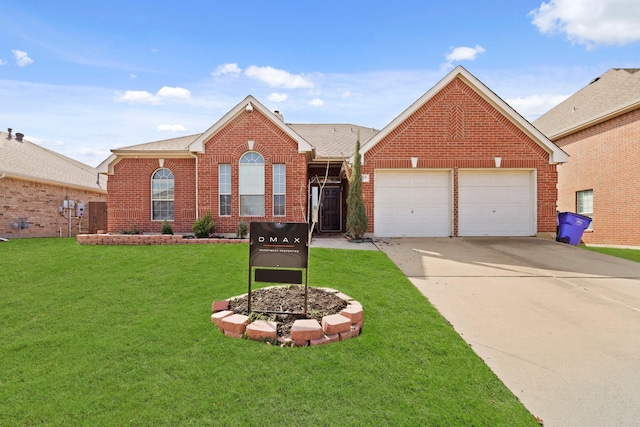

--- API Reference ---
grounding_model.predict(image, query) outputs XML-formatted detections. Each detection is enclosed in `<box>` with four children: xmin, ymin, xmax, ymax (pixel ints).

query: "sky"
<box><xmin>1</xmin><ymin>0</ymin><xmax>639</xmax><ymax>167</ymax></box>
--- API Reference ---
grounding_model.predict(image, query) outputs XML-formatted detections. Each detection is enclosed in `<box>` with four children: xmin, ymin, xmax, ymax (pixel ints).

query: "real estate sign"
<box><xmin>248</xmin><ymin>222</ymin><xmax>309</xmax><ymax>313</ymax></box>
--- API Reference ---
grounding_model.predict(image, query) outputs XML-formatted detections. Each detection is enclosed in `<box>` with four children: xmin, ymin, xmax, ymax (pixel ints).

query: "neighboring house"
<box><xmin>99</xmin><ymin>66</ymin><xmax>567</xmax><ymax>238</ymax></box>
<box><xmin>0</xmin><ymin>129</ymin><xmax>107</xmax><ymax>238</ymax></box>
<box><xmin>534</xmin><ymin>68</ymin><xmax>640</xmax><ymax>246</ymax></box>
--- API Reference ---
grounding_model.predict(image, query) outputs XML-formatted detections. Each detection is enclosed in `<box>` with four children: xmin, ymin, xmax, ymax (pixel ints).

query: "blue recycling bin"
<box><xmin>556</xmin><ymin>212</ymin><xmax>592</xmax><ymax>245</ymax></box>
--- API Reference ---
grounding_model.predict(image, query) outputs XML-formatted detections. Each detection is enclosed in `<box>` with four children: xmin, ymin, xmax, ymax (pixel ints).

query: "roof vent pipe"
<box><xmin>7</xmin><ymin>128</ymin><xmax>12</xmax><ymax>139</ymax></box>
<box><xmin>274</xmin><ymin>110</ymin><xmax>284</xmax><ymax>121</ymax></box>
<box><xmin>15</xmin><ymin>133</ymin><xmax>24</xmax><ymax>142</ymax></box>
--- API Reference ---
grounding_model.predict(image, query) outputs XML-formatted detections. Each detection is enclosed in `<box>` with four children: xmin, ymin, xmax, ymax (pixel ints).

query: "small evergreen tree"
<box><xmin>161</xmin><ymin>220</ymin><xmax>173</xmax><ymax>235</ymax></box>
<box><xmin>346</xmin><ymin>136</ymin><xmax>368</xmax><ymax>239</ymax></box>
<box><xmin>192</xmin><ymin>211</ymin><xmax>215</xmax><ymax>238</ymax></box>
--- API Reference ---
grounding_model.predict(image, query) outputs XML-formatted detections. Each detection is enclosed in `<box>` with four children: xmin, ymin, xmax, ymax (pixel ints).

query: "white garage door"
<box><xmin>375</xmin><ymin>170</ymin><xmax>451</xmax><ymax>237</ymax></box>
<box><xmin>458</xmin><ymin>170</ymin><xmax>535</xmax><ymax>236</ymax></box>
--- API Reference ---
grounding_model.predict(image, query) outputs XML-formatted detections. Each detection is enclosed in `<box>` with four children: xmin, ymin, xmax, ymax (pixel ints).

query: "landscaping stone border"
<box><xmin>77</xmin><ymin>233</ymin><xmax>249</xmax><ymax>245</ymax></box>
<box><xmin>211</xmin><ymin>287</ymin><xmax>363</xmax><ymax>347</ymax></box>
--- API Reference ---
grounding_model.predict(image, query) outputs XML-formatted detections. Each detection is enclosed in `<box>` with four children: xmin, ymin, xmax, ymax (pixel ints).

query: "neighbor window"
<box><xmin>219</xmin><ymin>164</ymin><xmax>231</xmax><ymax>216</ymax></box>
<box><xmin>151</xmin><ymin>168</ymin><xmax>174</xmax><ymax>221</ymax></box>
<box><xmin>577</xmin><ymin>189</ymin><xmax>593</xmax><ymax>229</ymax></box>
<box><xmin>239</xmin><ymin>152</ymin><xmax>265</xmax><ymax>216</ymax></box>
<box><xmin>273</xmin><ymin>164</ymin><xmax>286</xmax><ymax>216</ymax></box>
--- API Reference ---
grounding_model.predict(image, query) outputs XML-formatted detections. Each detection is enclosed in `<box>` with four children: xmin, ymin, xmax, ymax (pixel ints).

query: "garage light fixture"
<box><xmin>494</xmin><ymin>157</ymin><xmax>502</xmax><ymax>168</ymax></box>
<box><xmin>411</xmin><ymin>157</ymin><xmax>418</xmax><ymax>168</ymax></box>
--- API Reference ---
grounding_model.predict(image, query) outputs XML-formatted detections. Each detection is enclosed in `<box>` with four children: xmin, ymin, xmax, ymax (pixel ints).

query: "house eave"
<box><xmin>546</xmin><ymin>99</ymin><xmax>640</xmax><ymax>141</ymax></box>
<box><xmin>0</xmin><ymin>171</ymin><xmax>107</xmax><ymax>194</ymax></box>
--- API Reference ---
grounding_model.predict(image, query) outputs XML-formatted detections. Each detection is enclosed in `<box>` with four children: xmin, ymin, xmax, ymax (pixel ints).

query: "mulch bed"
<box><xmin>228</xmin><ymin>286</ymin><xmax>348</xmax><ymax>338</ymax></box>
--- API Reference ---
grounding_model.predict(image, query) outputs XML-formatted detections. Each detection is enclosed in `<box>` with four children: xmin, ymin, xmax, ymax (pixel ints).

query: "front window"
<box><xmin>151</xmin><ymin>168</ymin><xmax>174</xmax><ymax>221</ymax></box>
<box><xmin>577</xmin><ymin>189</ymin><xmax>593</xmax><ymax>229</ymax></box>
<box><xmin>219</xmin><ymin>164</ymin><xmax>231</xmax><ymax>216</ymax></box>
<box><xmin>239</xmin><ymin>152</ymin><xmax>264</xmax><ymax>216</ymax></box>
<box><xmin>273</xmin><ymin>164</ymin><xmax>286</xmax><ymax>216</ymax></box>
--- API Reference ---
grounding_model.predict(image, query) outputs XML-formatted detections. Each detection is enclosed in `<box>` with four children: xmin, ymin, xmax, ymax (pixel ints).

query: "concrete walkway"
<box><xmin>377</xmin><ymin>237</ymin><xmax>640</xmax><ymax>427</ymax></box>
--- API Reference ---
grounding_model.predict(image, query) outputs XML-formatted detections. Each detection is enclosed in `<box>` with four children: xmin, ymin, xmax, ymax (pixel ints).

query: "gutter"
<box><xmin>0</xmin><ymin>171</ymin><xmax>5</xmax><ymax>179</ymax></box>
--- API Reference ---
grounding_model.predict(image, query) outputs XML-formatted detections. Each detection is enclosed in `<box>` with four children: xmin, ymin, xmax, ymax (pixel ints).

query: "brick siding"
<box><xmin>554</xmin><ymin>108</ymin><xmax>640</xmax><ymax>246</ymax></box>
<box><xmin>107</xmin><ymin>109</ymin><xmax>308</xmax><ymax>234</ymax></box>
<box><xmin>0</xmin><ymin>176</ymin><xmax>106</xmax><ymax>238</ymax></box>
<box><xmin>362</xmin><ymin>77</ymin><xmax>558</xmax><ymax>235</ymax></box>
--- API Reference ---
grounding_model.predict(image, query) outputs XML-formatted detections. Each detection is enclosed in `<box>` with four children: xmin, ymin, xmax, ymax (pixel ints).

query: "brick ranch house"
<box><xmin>534</xmin><ymin>68</ymin><xmax>640</xmax><ymax>247</ymax></box>
<box><xmin>98</xmin><ymin>66</ymin><xmax>568</xmax><ymax>238</ymax></box>
<box><xmin>0</xmin><ymin>129</ymin><xmax>107</xmax><ymax>238</ymax></box>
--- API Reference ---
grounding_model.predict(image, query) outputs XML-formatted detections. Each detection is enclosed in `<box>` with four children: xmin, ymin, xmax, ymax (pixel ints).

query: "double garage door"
<box><xmin>374</xmin><ymin>169</ymin><xmax>535</xmax><ymax>237</ymax></box>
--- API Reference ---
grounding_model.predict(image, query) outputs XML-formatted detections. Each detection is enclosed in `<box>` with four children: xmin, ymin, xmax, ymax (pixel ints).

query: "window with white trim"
<box><xmin>273</xmin><ymin>164</ymin><xmax>286</xmax><ymax>216</ymax></box>
<box><xmin>219</xmin><ymin>164</ymin><xmax>231</xmax><ymax>216</ymax></box>
<box><xmin>577</xmin><ymin>189</ymin><xmax>593</xmax><ymax>229</ymax></box>
<box><xmin>239</xmin><ymin>152</ymin><xmax>264</xmax><ymax>216</ymax></box>
<box><xmin>151</xmin><ymin>168</ymin><xmax>174</xmax><ymax>221</ymax></box>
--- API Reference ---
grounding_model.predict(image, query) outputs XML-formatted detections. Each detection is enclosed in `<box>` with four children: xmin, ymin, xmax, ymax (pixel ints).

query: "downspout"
<box><xmin>189</xmin><ymin>152</ymin><xmax>199</xmax><ymax>219</ymax></box>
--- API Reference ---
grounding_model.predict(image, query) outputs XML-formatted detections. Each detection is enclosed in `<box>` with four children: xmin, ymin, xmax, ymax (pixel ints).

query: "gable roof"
<box><xmin>189</xmin><ymin>95</ymin><xmax>313</xmax><ymax>154</ymax></box>
<box><xmin>533</xmin><ymin>68</ymin><xmax>640</xmax><ymax>140</ymax></box>
<box><xmin>0</xmin><ymin>130</ymin><xmax>107</xmax><ymax>192</ymax></box>
<box><xmin>357</xmin><ymin>65</ymin><xmax>569</xmax><ymax>165</ymax></box>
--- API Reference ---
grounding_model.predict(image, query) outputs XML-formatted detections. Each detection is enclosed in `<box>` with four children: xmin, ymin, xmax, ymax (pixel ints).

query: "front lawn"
<box><xmin>582</xmin><ymin>246</ymin><xmax>640</xmax><ymax>263</ymax></box>
<box><xmin>0</xmin><ymin>238</ymin><xmax>537</xmax><ymax>426</ymax></box>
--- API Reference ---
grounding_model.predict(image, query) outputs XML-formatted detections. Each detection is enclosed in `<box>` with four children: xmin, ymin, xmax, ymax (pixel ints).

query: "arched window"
<box><xmin>239</xmin><ymin>152</ymin><xmax>264</xmax><ymax>216</ymax></box>
<box><xmin>151</xmin><ymin>168</ymin><xmax>174</xmax><ymax>221</ymax></box>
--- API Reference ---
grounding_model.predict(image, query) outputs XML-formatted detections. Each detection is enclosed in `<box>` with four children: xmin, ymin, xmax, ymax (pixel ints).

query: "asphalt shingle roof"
<box><xmin>534</xmin><ymin>68</ymin><xmax>640</xmax><ymax>138</ymax></box>
<box><xmin>288</xmin><ymin>124</ymin><xmax>379</xmax><ymax>158</ymax></box>
<box><xmin>0</xmin><ymin>130</ymin><xmax>106</xmax><ymax>191</ymax></box>
<box><xmin>112</xmin><ymin>124</ymin><xmax>380</xmax><ymax>159</ymax></box>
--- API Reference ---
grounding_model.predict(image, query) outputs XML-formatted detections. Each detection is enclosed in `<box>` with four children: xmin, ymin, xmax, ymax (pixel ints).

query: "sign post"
<box><xmin>248</xmin><ymin>222</ymin><xmax>309</xmax><ymax>314</ymax></box>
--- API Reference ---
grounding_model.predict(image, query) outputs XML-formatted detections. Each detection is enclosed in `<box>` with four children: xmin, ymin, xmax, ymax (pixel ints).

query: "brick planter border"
<box><xmin>212</xmin><ymin>286</ymin><xmax>363</xmax><ymax>347</ymax></box>
<box><xmin>77</xmin><ymin>233</ymin><xmax>249</xmax><ymax>245</ymax></box>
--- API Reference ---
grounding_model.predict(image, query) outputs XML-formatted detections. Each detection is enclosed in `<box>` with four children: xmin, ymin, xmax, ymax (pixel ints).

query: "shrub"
<box><xmin>192</xmin><ymin>211</ymin><xmax>215</xmax><ymax>238</ymax></box>
<box><xmin>236</xmin><ymin>221</ymin><xmax>248</xmax><ymax>238</ymax></box>
<box><xmin>346</xmin><ymin>136</ymin><xmax>368</xmax><ymax>239</ymax></box>
<box><xmin>161</xmin><ymin>220</ymin><xmax>173</xmax><ymax>235</ymax></box>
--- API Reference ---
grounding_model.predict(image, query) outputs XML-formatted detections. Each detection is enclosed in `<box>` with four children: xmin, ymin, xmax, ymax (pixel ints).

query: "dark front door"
<box><xmin>321</xmin><ymin>187</ymin><xmax>341</xmax><ymax>232</ymax></box>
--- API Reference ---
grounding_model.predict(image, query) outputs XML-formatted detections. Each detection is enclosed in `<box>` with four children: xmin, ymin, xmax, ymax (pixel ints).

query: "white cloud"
<box><xmin>268</xmin><ymin>92</ymin><xmax>288</xmax><ymax>102</ymax></box>
<box><xmin>157</xmin><ymin>124</ymin><xmax>187</xmax><ymax>132</ymax></box>
<box><xmin>115</xmin><ymin>90</ymin><xmax>160</xmax><ymax>104</ymax></box>
<box><xmin>12</xmin><ymin>50</ymin><xmax>33</xmax><ymax>67</ymax></box>
<box><xmin>156</xmin><ymin>86</ymin><xmax>191</xmax><ymax>100</ymax></box>
<box><xmin>245</xmin><ymin>65</ymin><xmax>314</xmax><ymax>89</ymax></box>
<box><xmin>0</xmin><ymin>58</ymin><xmax>6</xmax><ymax>66</ymax></box>
<box><xmin>212</xmin><ymin>63</ymin><xmax>242</xmax><ymax>77</ymax></box>
<box><xmin>530</xmin><ymin>0</ymin><xmax>640</xmax><ymax>47</ymax></box>
<box><xmin>446</xmin><ymin>45</ymin><xmax>486</xmax><ymax>63</ymax></box>
<box><xmin>130</xmin><ymin>74</ymin><xmax>138</xmax><ymax>79</ymax></box>
<box><xmin>341</xmin><ymin>91</ymin><xmax>352</xmax><ymax>98</ymax></box>
<box><xmin>441</xmin><ymin>45</ymin><xmax>486</xmax><ymax>71</ymax></box>
<box><xmin>308</xmin><ymin>98</ymin><xmax>324</xmax><ymax>107</ymax></box>
<box><xmin>506</xmin><ymin>94</ymin><xmax>570</xmax><ymax>120</ymax></box>
<box><xmin>115</xmin><ymin>86</ymin><xmax>191</xmax><ymax>104</ymax></box>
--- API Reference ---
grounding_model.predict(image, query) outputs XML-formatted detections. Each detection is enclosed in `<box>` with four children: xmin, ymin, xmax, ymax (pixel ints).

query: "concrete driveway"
<box><xmin>377</xmin><ymin>237</ymin><xmax>640</xmax><ymax>427</ymax></box>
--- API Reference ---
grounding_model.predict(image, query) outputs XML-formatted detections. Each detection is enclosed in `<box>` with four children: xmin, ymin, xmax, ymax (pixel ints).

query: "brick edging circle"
<box><xmin>211</xmin><ymin>287</ymin><xmax>364</xmax><ymax>347</ymax></box>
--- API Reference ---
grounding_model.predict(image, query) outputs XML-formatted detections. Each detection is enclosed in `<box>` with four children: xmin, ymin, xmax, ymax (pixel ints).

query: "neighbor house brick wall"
<box><xmin>0</xmin><ymin>176</ymin><xmax>106</xmax><ymax>238</ymax></box>
<box><xmin>107</xmin><ymin>109</ymin><xmax>308</xmax><ymax>235</ymax></box>
<box><xmin>554</xmin><ymin>108</ymin><xmax>640</xmax><ymax>246</ymax></box>
<box><xmin>361</xmin><ymin>77</ymin><xmax>558</xmax><ymax>236</ymax></box>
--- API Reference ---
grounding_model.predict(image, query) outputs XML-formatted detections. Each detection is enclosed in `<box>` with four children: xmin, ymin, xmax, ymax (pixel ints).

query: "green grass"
<box><xmin>0</xmin><ymin>238</ymin><xmax>538</xmax><ymax>426</ymax></box>
<box><xmin>582</xmin><ymin>246</ymin><xmax>640</xmax><ymax>263</ymax></box>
